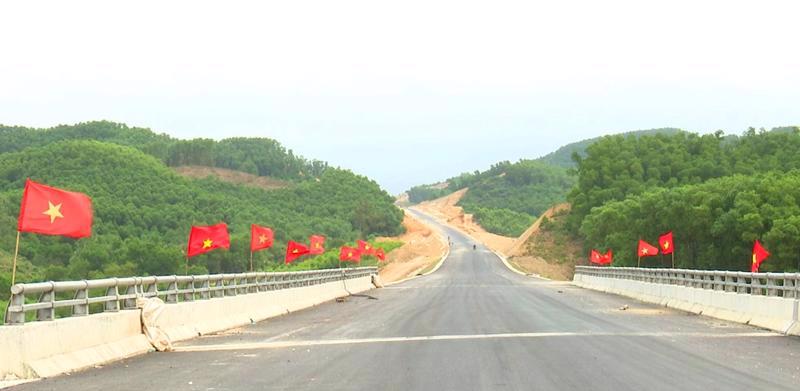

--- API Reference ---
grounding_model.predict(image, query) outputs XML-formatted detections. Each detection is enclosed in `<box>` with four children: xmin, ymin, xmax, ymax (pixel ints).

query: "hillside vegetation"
<box><xmin>572</xmin><ymin>126</ymin><xmax>800</xmax><ymax>271</ymax></box>
<box><xmin>0</xmin><ymin>125</ymin><xmax>404</xmax><ymax>311</ymax></box>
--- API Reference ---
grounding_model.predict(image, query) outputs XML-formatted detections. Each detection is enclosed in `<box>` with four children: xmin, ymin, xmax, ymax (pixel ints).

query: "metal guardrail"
<box><xmin>575</xmin><ymin>266</ymin><xmax>800</xmax><ymax>298</ymax></box>
<box><xmin>4</xmin><ymin>267</ymin><xmax>377</xmax><ymax>325</ymax></box>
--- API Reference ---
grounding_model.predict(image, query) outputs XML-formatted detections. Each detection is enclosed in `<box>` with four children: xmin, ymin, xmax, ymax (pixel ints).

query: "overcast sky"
<box><xmin>1</xmin><ymin>1</ymin><xmax>799</xmax><ymax>193</ymax></box>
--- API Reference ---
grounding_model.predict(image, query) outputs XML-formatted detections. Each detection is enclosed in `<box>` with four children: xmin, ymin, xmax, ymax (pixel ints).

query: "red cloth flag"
<box><xmin>659</xmin><ymin>232</ymin><xmax>674</xmax><ymax>255</ymax></box>
<box><xmin>187</xmin><ymin>223</ymin><xmax>230</xmax><ymax>257</ymax></box>
<box><xmin>309</xmin><ymin>235</ymin><xmax>326</xmax><ymax>255</ymax></box>
<box><xmin>589</xmin><ymin>249</ymin><xmax>603</xmax><ymax>265</ymax></box>
<box><xmin>357</xmin><ymin>240</ymin><xmax>374</xmax><ymax>255</ymax></box>
<box><xmin>286</xmin><ymin>241</ymin><xmax>310</xmax><ymax>264</ymax></box>
<box><xmin>339</xmin><ymin>246</ymin><xmax>361</xmax><ymax>262</ymax></box>
<box><xmin>17</xmin><ymin>179</ymin><xmax>93</xmax><ymax>238</ymax></box>
<box><xmin>752</xmin><ymin>240</ymin><xmax>770</xmax><ymax>273</ymax></box>
<box><xmin>638</xmin><ymin>240</ymin><xmax>659</xmax><ymax>257</ymax></box>
<box><xmin>375</xmin><ymin>248</ymin><xmax>386</xmax><ymax>261</ymax></box>
<box><xmin>602</xmin><ymin>249</ymin><xmax>613</xmax><ymax>265</ymax></box>
<box><xmin>250</xmin><ymin>224</ymin><xmax>274</xmax><ymax>252</ymax></box>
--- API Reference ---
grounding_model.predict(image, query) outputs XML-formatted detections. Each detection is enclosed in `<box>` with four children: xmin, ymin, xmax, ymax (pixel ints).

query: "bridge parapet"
<box><xmin>574</xmin><ymin>266</ymin><xmax>800</xmax><ymax>336</ymax></box>
<box><xmin>5</xmin><ymin>267</ymin><xmax>376</xmax><ymax>325</ymax></box>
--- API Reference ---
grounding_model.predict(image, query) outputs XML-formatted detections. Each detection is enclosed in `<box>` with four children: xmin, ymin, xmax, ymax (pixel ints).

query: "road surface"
<box><xmin>12</xmin><ymin>209</ymin><xmax>800</xmax><ymax>390</ymax></box>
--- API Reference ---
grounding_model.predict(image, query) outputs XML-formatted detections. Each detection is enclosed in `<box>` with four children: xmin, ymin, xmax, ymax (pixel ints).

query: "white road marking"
<box><xmin>172</xmin><ymin>331</ymin><xmax>779</xmax><ymax>353</ymax></box>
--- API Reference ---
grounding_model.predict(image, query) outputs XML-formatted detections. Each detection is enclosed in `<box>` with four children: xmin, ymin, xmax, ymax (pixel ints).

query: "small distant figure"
<box><xmin>473</xmin><ymin>244</ymin><xmax>477</xmax><ymax>250</ymax></box>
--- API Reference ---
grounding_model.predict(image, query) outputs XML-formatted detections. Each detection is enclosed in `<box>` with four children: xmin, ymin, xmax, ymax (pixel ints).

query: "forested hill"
<box><xmin>573</xmin><ymin>126</ymin><xmax>800</xmax><ymax>272</ymax></box>
<box><xmin>0</xmin><ymin>121</ymin><xmax>327</xmax><ymax>179</ymax></box>
<box><xmin>405</xmin><ymin>128</ymin><xmax>682</xmax><ymax>236</ymax></box>
<box><xmin>537</xmin><ymin>128</ymin><xmax>683</xmax><ymax>168</ymax></box>
<box><xmin>0</xmin><ymin>125</ymin><xmax>404</xmax><ymax>309</ymax></box>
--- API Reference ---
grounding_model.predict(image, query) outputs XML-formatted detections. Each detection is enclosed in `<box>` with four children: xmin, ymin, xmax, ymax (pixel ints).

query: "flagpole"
<box><xmin>671</xmin><ymin>252</ymin><xmax>675</xmax><ymax>269</ymax></box>
<box><xmin>11</xmin><ymin>231</ymin><xmax>21</xmax><ymax>286</ymax></box>
<box><xmin>250</xmin><ymin>251</ymin><xmax>254</xmax><ymax>272</ymax></box>
<box><xmin>638</xmin><ymin>256</ymin><xmax>641</xmax><ymax>268</ymax></box>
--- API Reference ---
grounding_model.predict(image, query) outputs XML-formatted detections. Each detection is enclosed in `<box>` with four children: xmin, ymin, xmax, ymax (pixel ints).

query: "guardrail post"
<box><xmin>105</xmin><ymin>282</ymin><xmax>120</xmax><ymax>312</ymax></box>
<box><xmin>166</xmin><ymin>277</ymin><xmax>178</xmax><ymax>304</ymax></box>
<box><xmin>72</xmin><ymin>280</ymin><xmax>89</xmax><ymax>316</ymax></box>
<box><xmin>199</xmin><ymin>277</ymin><xmax>210</xmax><ymax>300</ymax></box>
<box><xmin>5</xmin><ymin>289</ymin><xmax>25</xmax><ymax>325</ymax></box>
<box><xmin>37</xmin><ymin>282</ymin><xmax>56</xmax><ymax>321</ymax></box>
<box><xmin>183</xmin><ymin>276</ymin><xmax>195</xmax><ymax>302</ymax></box>
<box><xmin>123</xmin><ymin>283</ymin><xmax>138</xmax><ymax>310</ymax></box>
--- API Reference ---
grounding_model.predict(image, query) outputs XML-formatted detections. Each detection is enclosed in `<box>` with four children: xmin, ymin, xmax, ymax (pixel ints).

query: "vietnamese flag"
<box><xmin>17</xmin><ymin>179</ymin><xmax>93</xmax><ymax>238</ymax></box>
<box><xmin>659</xmin><ymin>232</ymin><xmax>674</xmax><ymax>255</ymax></box>
<box><xmin>286</xmin><ymin>241</ymin><xmax>310</xmax><ymax>264</ymax></box>
<box><xmin>357</xmin><ymin>240</ymin><xmax>374</xmax><ymax>256</ymax></box>
<box><xmin>589</xmin><ymin>249</ymin><xmax>603</xmax><ymax>265</ymax></box>
<box><xmin>638</xmin><ymin>240</ymin><xmax>659</xmax><ymax>257</ymax></box>
<box><xmin>603</xmin><ymin>249</ymin><xmax>613</xmax><ymax>265</ymax></box>
<box><xmin>339</xmin><ymin>246</ymin><xmax>361</xmax><ymax>263</ymax></box>
<box><xmin>309</xmin><ymin>235</ymin><xmax>326</xmax><ymax>255</ymax></box>
<box><xmin>250</xmin><ymin>224</ymin><xmax>274</xmax><ymax>252</ymax></box>
<box><xmin>752</xmin><ymin>240</ymin><xmax>770</xmax><ymax>273</ymax></box>
<box><xmin>375</xmin><ymin>248</ymin><xmax>386</xmax><ymax>261</ymax></box>
<box><xmin>187</xmin><ymin>223</ymin><xmax>230</xmax><ymax>257</ymax></box>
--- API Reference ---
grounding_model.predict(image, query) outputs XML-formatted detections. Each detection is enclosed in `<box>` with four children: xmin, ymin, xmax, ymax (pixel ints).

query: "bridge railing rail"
<box><xmin>574</xmin><ymin>266</ymin><xmax>800</xmax><ymax>299</ymax></box>
<box><xmin>4</xmin><ymin>267</ymin><xmax>377</xmax><ymax>325</ymax></box>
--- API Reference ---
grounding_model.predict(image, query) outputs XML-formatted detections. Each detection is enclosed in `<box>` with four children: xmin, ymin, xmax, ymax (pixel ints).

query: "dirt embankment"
<box><xmin>376</xmin><ymin>211</ymin><xmax>448</xmax><ymax>283</ymax></box>
<box><xmin>415</xmin><ymin>189</ymin><xmax>577</xmax><ymax>280</ymax></box>
<box><xmin>173</xmin><ymin>166</ymin><xmax>291</xmax><ymax>190</ymax></box>
<box><xmin>415</xmin><ymin>189</ymin><xmax>516</xmax><ymax>254</ymax></box>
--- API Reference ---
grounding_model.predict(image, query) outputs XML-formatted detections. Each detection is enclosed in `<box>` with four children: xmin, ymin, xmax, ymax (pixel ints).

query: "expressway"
<box><xmin>12</xmin><ymin>209</ymin><xmax>800</xmax><ymax>390</ymax></box>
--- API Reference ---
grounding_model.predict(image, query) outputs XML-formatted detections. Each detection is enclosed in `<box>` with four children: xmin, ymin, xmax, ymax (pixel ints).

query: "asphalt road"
<box><xmin>12</xmin><ymin>209</ymin><xmax>800</xmax><ymax>391</ymax></box>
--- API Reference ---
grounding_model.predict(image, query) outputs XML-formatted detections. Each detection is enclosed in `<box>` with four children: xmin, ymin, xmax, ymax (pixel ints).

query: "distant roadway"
<box><xmin>13</xmin><ymin>209</ymin><xmax>800</xmax><ymax>390</ymax></box>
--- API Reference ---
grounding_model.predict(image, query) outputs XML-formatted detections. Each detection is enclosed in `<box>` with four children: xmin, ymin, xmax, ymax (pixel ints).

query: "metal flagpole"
<box><xmin>671</xmin><ymin>252</ymin><xmax>675</xmax><ymax>269</ymax></box>
<box><xmin>250</xmin><ymin>251</ymin><xmax>254</xmax><ymax>272</ymax></box>
<box><xmin>11</xmin><ymin>231</ymin><xmax>21</xmax><ymax>286</ymax></box>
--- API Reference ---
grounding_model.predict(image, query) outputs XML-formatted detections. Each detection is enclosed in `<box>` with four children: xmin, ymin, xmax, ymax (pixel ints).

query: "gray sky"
<box><xmin>1</xmin><ymin>1</ymin><xmax>799</xmax><ymax>193</ymax></box>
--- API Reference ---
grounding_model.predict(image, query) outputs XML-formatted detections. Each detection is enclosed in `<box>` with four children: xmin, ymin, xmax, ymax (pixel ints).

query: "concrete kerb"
<box><xmin>572</xmin><ymin>274</ymin><xmax>800</xmax><ymax>336</ymax></box>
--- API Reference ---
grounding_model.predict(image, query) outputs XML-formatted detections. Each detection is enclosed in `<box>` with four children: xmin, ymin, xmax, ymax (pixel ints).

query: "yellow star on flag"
<box><xmin>642</xmin><ymin>249</ymin><xmax>648</xmax><ymax>255</ymax></box>
<box><xmin>202</xmin><ymin>239</ymin><xmax>213</xmax><ymax>249</ymax></box>
<box><xmin>292</xmin><ymin>249</ymin><xmax>299</xmax><ymax>254</ymax></box>
<box><xmin>663</xmin><ymin>242</ymin><xmax>670</xmax><ymax>249</ymax></box>
<box><xmin>348</xmin><ymin>252</ymin><xmax>353</xmax><ymax>257</ymax></box>
<box><xmin>258</xmin><ymin>235</ymin><xmax>268</xmax><ymax>244</ymax></box>
<box><xmin>752</xmin><ymin>254</ymin><xmax>757</xmax><ymax>265</ymax></box>
<box><xmin>42</xmin><ymin>201</ymin><xmax>64</xmax><ymax>224</ymax></box>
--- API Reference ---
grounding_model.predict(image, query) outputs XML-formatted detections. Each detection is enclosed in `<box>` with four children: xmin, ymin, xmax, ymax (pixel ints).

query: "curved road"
<box><xmin>13</xmin><ymin>209</ymin><xmax>800</xmax><ymax>390</ymax></box>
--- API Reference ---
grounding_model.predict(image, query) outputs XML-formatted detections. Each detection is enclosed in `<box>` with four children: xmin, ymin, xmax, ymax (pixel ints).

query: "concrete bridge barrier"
<box><xmin>1</xmin><ymin>267</ymin><xmax>377</xmax><ymax>380</ymax></box>
<box><xmin>574</xmin><ymin>266</ymin><xmax>800</xmax><ymax>336</ymax></box>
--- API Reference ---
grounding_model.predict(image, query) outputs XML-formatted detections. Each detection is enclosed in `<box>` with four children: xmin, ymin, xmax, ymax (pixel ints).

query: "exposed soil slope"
<box><xmin>173</xmin><ymin>166</ymin><xmax>291</xmax><ymax>190</ymax></box>
<box><xmin>376</xmin><ymin>211</ymin><xmax>448</xmax><ymax>283</ymax></box>
<box><xmin>415</xmin><ymin>189</ymin><xmax>579</xmax><ymax>280</ymax></box>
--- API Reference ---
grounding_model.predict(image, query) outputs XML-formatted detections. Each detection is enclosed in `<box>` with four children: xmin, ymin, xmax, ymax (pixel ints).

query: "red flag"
<box><xmin>250</xmin><ymin>224</ymin><xmax>274</xmax><ymax>252</ymax></box>
<box><xmin>17</xmin><ymin>179</ymin><xmax>93</xmax><ymax>238</ymax></box>
<box><xmin>339</xmin><ymin>246</ymin><xmax>361</xmax><ymax>262</ymax></box>
<box><xmin>309</xmin><ymin>235</ymin><xmax>326</xmax><ymax>255</ymax></box>
<box><xmin>357</xmin><ymin>240</ymin><xmax>374</xmax><ymax>255</ymax></box>
<box><xmin>752</xmin><ymin>240</ymin><xmax>770</xmax><ymax>273</ymax></box>
<box><xmin>286</xmin><ymin>241</ymin><xmax>310</xmax><ymax>264</ymax></box>
<box><xmin>187</xmin><ymin>223</ymin><xmax>230</xmax><ymax>257</ymax></box>
<box><xmin>603</xmin><ymin>249</ymin><xmax>613</xmax><ymax>265</ymax></box>
<box><xmin>638</xmin><ymin>240</ymin><xmax>659</xmax><ymax>257</ymax></box>
<box><xmin>589</xmin><ymin>249</ymin><xmax>603</xmax><ymax>265</ymax></box>
<box><xmin>375</xmin><ymin>248</ymin><xmax>386</xmax><ymax>261</ymax></box>
<box><xmin>659</xmin><ymin>232</ymin><xmax>674</xmax><ymax>255</ymax></box>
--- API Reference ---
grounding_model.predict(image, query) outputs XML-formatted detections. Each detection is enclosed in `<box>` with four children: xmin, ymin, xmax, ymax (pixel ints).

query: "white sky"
<box><xmin>1</xmin><ymin>0</ymin><xmax>799</xmax><ymax>193</ymax></box>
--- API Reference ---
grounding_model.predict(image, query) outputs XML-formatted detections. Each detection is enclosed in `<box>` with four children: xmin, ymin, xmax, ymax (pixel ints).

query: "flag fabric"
<box><xmin>286</xmin><ymin>241</ymin><xmax>310</xmax><ymax>264</ymax></box>
<box><xmin>17</xmin><ymin>179</ymin><xmax>93</xmax><ymax>238</ymax></box>
<box><xmin>752</xmin><ymin>240</ymin><xmax>770</xmax><ymax>273</ymax></box>
<box><xmin>659</xmin><ymin>232</ymin><xmax>674</xmax><ymax>255</ymax></box>
<box><xmin>309</xmin><ymin>235</ymin><xmax>326</xmax><ymax>255</ymax></box>
<box><xmin>602</xmin><ymin>249</ymin><xmax>613</xmax><ymax>265</ymax></box>
<box><xmin>339</xmin><ymin>246</ymin><xmax>361</xmax><ymax>262</ymax></box>
<box><xmin>250</xmin><ymin>224</ymin><xmax>274</xmax><ymax>252</ymax></box>
<box><xmin>638</xmin><ymin>240</ymin><xmax>659</xmax><ymax>257</ymax></box>
<box><xmin>375</xmin><ymin>247</ymin><xmax>386</xmax><ymax>261</ymax></box>
<box><xmin>589</xmin><ymin>249</ymin><xmax>603</xmax><ymax>265</ymax></box>
<box><xmin>357</xmin><ymin>240</ymin><xmax>374</xmax><ymax>256</ymax></box>
<box><xmin>187</xmin><ymin>223</ymin><xmax>230</xmax><ymax>257</ymax></box>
